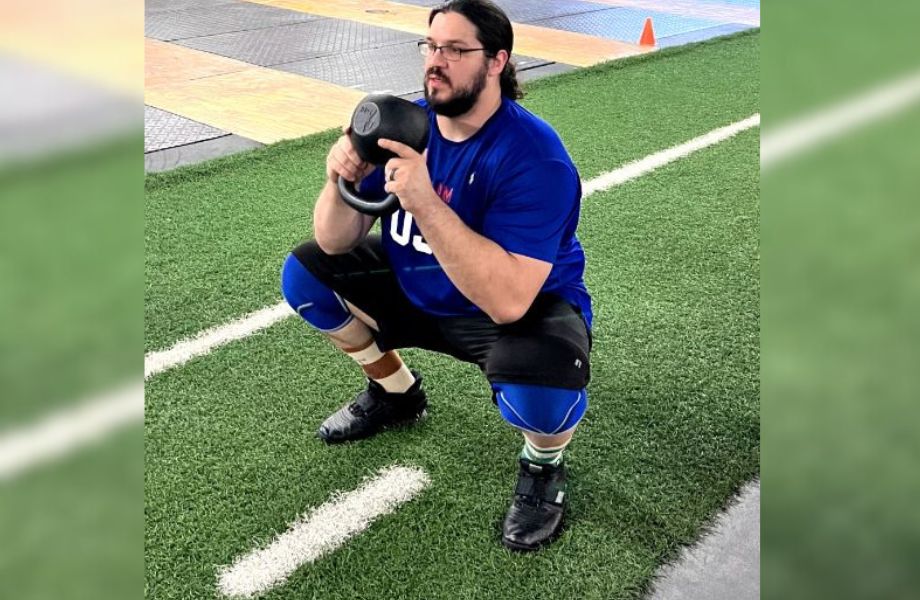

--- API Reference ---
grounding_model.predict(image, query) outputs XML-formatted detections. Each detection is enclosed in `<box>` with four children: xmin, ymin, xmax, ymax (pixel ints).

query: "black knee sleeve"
<box><xmin>486</xmin><ymin>332</ymin><xmax>590</xmax><ymax>390</ymax></box>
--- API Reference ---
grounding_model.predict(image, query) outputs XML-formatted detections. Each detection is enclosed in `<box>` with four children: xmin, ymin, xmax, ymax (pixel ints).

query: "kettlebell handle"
<box><xmin>337</xmin><ymin>178</ymin><xmax>400</xmax><ymax>216</ymax></box>
<box><xmin>336</xmin><ymin>93</ymin><xmax>429</xmax><ymax>216</ymax></box>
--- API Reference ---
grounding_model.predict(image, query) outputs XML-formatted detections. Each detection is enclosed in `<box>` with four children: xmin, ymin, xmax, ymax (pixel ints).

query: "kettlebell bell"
<box><xmin>337</xmin><ymin>93</ymin><xmax>430</xmax><ymax>216</ymax></box>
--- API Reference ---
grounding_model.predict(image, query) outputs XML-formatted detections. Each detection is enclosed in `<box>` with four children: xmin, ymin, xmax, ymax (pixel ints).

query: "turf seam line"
<box><xmin>216</xmin><ymin>464</ymin><xmax>431</xmax><ymax>598</ymax></box>
<box><xmin>145</xmin><ymin>113</ymin><xmax>760</xmax><ymax>380</ymax></box>
<box><xmin>0</xmin><ymin>382</ymin><xmax>143</xmax><ymax>481</ymax></box>
<box><xmin>761</xmin><ymin>68</ymin><xmax>920</xmax><ymax>169</ymax></box>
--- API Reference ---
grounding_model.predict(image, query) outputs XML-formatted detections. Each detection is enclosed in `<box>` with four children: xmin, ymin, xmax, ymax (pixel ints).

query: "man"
<box><xmin>280</xmin><ymin>0</ymin><xmax>592</xmax><ymax>551</ymax></box>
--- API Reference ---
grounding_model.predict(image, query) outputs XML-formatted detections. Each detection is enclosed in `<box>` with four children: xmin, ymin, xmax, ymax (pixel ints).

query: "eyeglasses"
<box><xmin>417</xmin><ymin>41</ymin><xmax>489</xmax><ymax>61</ymax></box>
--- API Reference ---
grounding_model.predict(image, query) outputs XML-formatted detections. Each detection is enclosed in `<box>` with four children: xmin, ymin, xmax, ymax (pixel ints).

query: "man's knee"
<box><xmin>493</xmin><ymin>382</ymin><xmax>588</xmax><ymax>435</ymax></box>
<box><xmin>486</xmin><ymin>333</ymin><xmax>590</xmax><ymax>434</ymax></box>
<box><xmin>280</xmin><ymin>251</ymin><xmax>353</xmax><ymax>332</ymax></box>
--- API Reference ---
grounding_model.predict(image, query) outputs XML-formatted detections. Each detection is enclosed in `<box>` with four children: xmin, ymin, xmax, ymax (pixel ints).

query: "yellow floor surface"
<box><xmin>145</xmin><ymin>39</ymin><xmax>366</xmax><ymax>143</ymax></box>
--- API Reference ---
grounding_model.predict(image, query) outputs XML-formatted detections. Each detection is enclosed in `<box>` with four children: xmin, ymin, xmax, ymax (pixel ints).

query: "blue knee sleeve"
<box><xmin>493</xmin><ymin>383</ymin><xmax>588</xmax><ymax>435</ymax></box>
<box><xmin>280</xmin><ymin>253</ymin><xmax>354</xmax><ymax>332</ymax></box>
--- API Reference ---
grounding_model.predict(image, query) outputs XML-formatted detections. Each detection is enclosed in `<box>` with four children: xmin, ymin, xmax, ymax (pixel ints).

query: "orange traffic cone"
<box><xmin>639</xmin><ymin>17</ymin><xmax>656</xmax><ymax>46</ymax></box>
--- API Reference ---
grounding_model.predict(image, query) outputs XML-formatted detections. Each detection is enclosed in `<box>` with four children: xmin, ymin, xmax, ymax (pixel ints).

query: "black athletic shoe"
<box><xmin>501</xmin><ymin>458</ymin><xmax>567</xmax><ymax>552</ymax></box>
<box><xmin>317</xmin><ymin>372</ymin><xmax>427</xmax><ymax>443</ymax></box>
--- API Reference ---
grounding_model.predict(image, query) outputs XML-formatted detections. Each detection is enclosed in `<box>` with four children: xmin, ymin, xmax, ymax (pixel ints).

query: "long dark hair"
<box><xmin>428</xmin><ymin>0</ymin><xmax>524</xmax><ymax>100</ymax></box>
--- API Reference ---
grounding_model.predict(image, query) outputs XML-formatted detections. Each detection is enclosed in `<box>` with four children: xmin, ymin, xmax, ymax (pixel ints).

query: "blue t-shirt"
<box><xmin>361</xmin><ymin>97</ymin><xmax>593</xmax><ymax>328</ymax></box>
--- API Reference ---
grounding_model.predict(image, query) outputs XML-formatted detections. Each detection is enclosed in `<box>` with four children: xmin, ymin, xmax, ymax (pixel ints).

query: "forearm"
<box><xmin>412</xmin><ymin>194</ymin><xmax>531</xmax><ymax>323</ymax></box>
<box><xmin>313</xmin><ymin>180</ymin><xmax>374</xmax><ymax>254</ymax></box>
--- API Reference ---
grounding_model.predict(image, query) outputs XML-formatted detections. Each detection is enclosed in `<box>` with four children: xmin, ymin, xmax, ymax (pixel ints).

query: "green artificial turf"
<box><xmin>762</xmin><ymin>102</ymin><xmax>920</xmax><ymax>600</ymax></box>
<box><xmin>145</xmin><ymin>108</ymin><xmax>759</xmax><ymax>599</ymax></box>
<box><xmin>0</xmin><ymin>424</ymin><xmax>143</xmax><ymax>600</ymax></box>
<box><xmin>761</xmin><ymin>3</ymin><xmax>920</xmax><ymax>596</ymax></box>
<box><xmin>0</xmin><ymin>137</ymin><xmax>141</xmax><ymax>427</ymax></box>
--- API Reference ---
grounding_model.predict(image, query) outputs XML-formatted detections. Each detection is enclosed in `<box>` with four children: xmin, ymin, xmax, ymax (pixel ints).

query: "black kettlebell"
<box><xmin>337</xmin><ymin>93</ymin><xmax>430</xmax><ymax>216</ymax></box>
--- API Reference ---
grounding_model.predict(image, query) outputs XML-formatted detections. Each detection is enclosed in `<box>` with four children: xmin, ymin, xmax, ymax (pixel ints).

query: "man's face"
<box><xmin>423</xmin><ymin>12</ymin><xmax>491</xmax><ymax>117</ymax></box>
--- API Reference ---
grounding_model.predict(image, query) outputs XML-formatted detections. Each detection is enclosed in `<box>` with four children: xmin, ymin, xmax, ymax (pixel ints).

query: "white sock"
<box><xmin>373</xmin><ymin>363</ymin><xmax>416</xmax><ymax>394</ymax></box>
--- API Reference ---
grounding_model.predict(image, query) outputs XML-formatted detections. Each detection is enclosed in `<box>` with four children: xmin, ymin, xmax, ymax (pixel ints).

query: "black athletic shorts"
<box><xmin>291</xmin><ymin>235</ymin><xmax>592</xmax><ymax>390</ymax></box>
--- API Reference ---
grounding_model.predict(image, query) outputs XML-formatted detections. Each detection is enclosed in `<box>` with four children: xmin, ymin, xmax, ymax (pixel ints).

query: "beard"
<box><xmin>423</xmin><ymin>62</ymin><xmax>489</xmax><ymax>117</ymax></box>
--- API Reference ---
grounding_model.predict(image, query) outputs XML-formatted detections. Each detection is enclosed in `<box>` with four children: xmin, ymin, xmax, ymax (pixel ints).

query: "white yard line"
<box><xmin>144</xmin><ymin>302</ymin><xmax>294</xmax><ymax>379</ymax></box>
<box><xmin>761</xmin><ymin>68</ymin><xmax>920</xmax><ymax>169</ymax></box>
<box><xmin>583</xmin><ymin>114</ymin><xmax>760</xmax><ymax>197</ymax></box>
<box><xmin>0</xmin><ymin>382</ymin><xmax>143</xmax><ymax>481</ymax></box>
<box><xmin>216</xmin><ymin>465</ymin><xmax>431</xmax><ymax>599</ymax></box>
